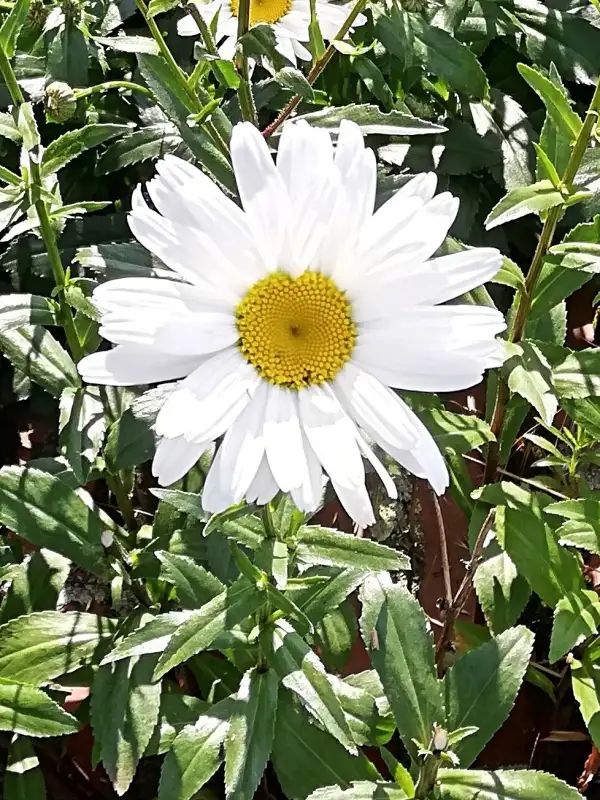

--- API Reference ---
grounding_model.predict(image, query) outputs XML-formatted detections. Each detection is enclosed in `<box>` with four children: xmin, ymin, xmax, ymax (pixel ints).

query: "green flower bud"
<box><xmin>60</xmin><ymin>0</ymin><xmax>82</xmax><ymax>23</ymax></box>
<box><xmin>399</xmin><ymin>0</ymin><xmax>427</xmax><ymax>11</ymax></box>
<box><xmin>44</xmin><ymin>81</ymin><xmax>77</xmax><ymax>123</ymax></box>
<box><xmin>27</xmin><ymin>0</ymin><xmax>48</xmax><ymax>27</ymax></box>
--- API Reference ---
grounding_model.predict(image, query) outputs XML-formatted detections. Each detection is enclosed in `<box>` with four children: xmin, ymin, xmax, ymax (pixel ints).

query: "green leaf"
<box><xmin>16</xmin><ymin>103</ymin><xmax>39</xmax><ymax>151</ymax></box>
<box><xmin>563</xmin><ymin>397</ymin><xmax>600</xmax><ymax>439</ymax></box>
<box><xmin>359</xmin><ymin>576</ymin><xmax>443</xmax><ymax>759</ymax></box>
<box><xmin>505</xmin><ymin>341</ymin><xmax>558</xmax><ymax>425</ymax></box>
<box><xmin>379</xmin><ymin>751</ymin><xmax>415</xmax><ymax>797</ymax></box>
<box><xmin>59</xmin><ymin>386</ymin><xmax>106</xmax><ymax>484</ymax></box>
<box><xmin>315</xmin><ymin>601</ymin><xmax>357</xmax><ymax>674</ymax></box>
<box><xmin>485</xmin><ymin>487</ymin><xmax>584</xmax><ymax>608</ymax></box>
<box><xmin>473</xmin><ymin>545</ymin><xmax>531</xmax><ymax>635</ymax></box>
<box><xmin>271</xmin><ymin>690</ymin><xmax>380</xmax><ymax>800</ymax></box>
<box><xmin>0</xmin><ymin>325</ymin><xmax>79</xmax><ymax>398</ymax></box>
<box><xmin>444</xmin><ymin>627</ymin><xmax>534</xmax><ymax>767</ymax></box>
<box><xmin>491</xmin><ymin>257</ymin><xmax>525</xmax><ymax>291</ymax></box>
<box><xmin>156</xmin><ymin>551</ymin><xmax>224</xmax><ymax>609</ymax></box>
<box><xmin>537</xmin><ymin>64</ymin><xmax>572</xmax><ymax>180</ymax></box>
<box><xmin>151</xmin><ymin>489</ymin><xmax>206</xmax><ymax>522</ymax></box>
<box><xmin>137</xmin><ymin>54</ymin><xmax>234</xmax><ymax>192</ymax></box>
<box><xmin>307</xmin><ymin>783</ymin><xmax>408</xmax><ymax>800</ymax></box>
<box><xmin>144</xmin><ymin>692</ymin><xmax>207</xmax><ymax>757</ymax></box>
<box><xmin>0</xmin><ymin>682</ymin><xmax>79</xmax><ymax>737</ymax></box>
<box><xmin>0</xmin><ymin>466</ymin><xmax>117</xmax><ymax>577</ymax></box>
<box><xmin>437</xmin><ymin>768</ymin><xmax>581</xmax><ymax>799</ymax></box>
<box><xmin>556</xmin><ymin>519</ymin><xmax>600</xmax><ymax>554</ymax></box>
<box><xmin>374</xmin><ymin>2</ymin><xmax>413</xmax><ymax>73</ymax></box>
<box><xmin>95</xmin><ymin>34</ymin><xmax>160</xmax><ymax>53</ymax></box>
<box><xmin>0</xmin><ymin>0</ymin><xmax>29</xmax><ymax>56</ymax></box>
<box><xmin>289</xmin><ymin>568</ymin><xmax>370</xmax><ymax>626</ymax></box>
<box><xmin>91</xmin><ymin>654</ymin><xmax>162</xmax><ymax>794</ymax></box>
<box><xmin>47</xmin><ymin>23</ymin><xmax>89</xmax><ymax>87</ymax></box>
<box><xmin>238</xmin><ymin>23</ymin><xmax>280</xmax><ymax>59</ymax></box>
<box><xmin>41</xmin><ymin>125</ymin><xmax>129</xmax><ymax>177</ymax></box>
<box><xmin>411</xmin><ymin>401</ymin><xmax>495</xmax><ymax>454</ymax></box>
<box><xmin>0</xmin><ymin>111</ymin><xmax>20</xmax><ymax>143</ymax></box>
<box><xmin>158</xmin><ymin>695</ymin><xmax>234</xmax><ymax>800</ymax></box>
<box><xmin>0</xmin><ymin>549</ymin><xmax>70</xmax><ymax>625</ymax></box>
<box><xmin>293</xmin><ymin>104</ymin><xmax>446</xmax><ymax>135</ymax></box>
<box><xmin>274</xmin><ymin>67</ymin><xmax>314</xmax><ymax>100</ymax></box>
<box><xmin>528</xmin><ymin>260</ymin><xmax>590</xmax><ymax>322</ymax></box>
<box><xmin>225</xmin><ymin>667</ymin><xmax>278</xmax><ymax>800</ymax></box>
<box><xmin>4</xmin><ymin>736</ymin><xmax>46</xmax><ymax>799</ymax></box>
<box><xmin>103</xmin><ymin>612</ymin><xmax>192</xmax><ymax>663</ymax></box>
<box><xmin>147</xmin><ymin>0</ymin><xmax>178</xmax><ymax>15</ymax></box>
<box><xmin>264</xmin><ymin>620</ymin><xmax>355</xmax><ymax>752</ymax></box>
<box><xmin>104</xmin><ymin>408</ymin><xmax>154</xmax><ymax>471</ymax></box>
<box><xmin>545</xmin><ymin>498</ymin><xmax>600</xmax><ymax>554</ymax></box>
<box><xmin>154</xmin><ymin>580</ymin><xmax>266</xmax><ymax>679</ymax></box>
<box><xmin>550</xmin><ymin>590</ymin><xmax>600</xmax><ymax>663</ymax></box>
<box><xmin>0</xmin><ymin>611</ymin><xmax>117</xmax><ymax>684</ymax></box>
<box><xmin>96</xmin><ymin>123</ymin><xmax>182</xmax><ymax>174</ymax></box>
<box><xmin>353</xmin><ymin>58</ymin><xmax>393</xmax><ymax>108</ymax></box>
<box><xmin>331</xmin><ymin>673</ymin><xmax>393</xmax><ymax>748</ymax></box>
<box><xmin>75</xmin><ymin>241</ymin><xmax>175</xmax><ymax>280</ymax></box>
<box><xmin>572</xmin><ymin>653</ymin><xmax>600</xmax><ymax>750</ymax></box>
<box><xmin>410</xmin><ymin>13</ymin><xmax>487</xmax><ymax>97</ymax></box>
<box><xmin>0</xmin><ymin>295</ymin><xmax>57</xmax><ymax>333</ymax></box>
<box><xmin>517</xmin><ymin>63</ymin><xmax>581</xmax><ymax>140</ymax></box>
<box><xmin>553</xmin><ymin>349</ymin><xmax>600</xmax><ymax>399</ymax></box>
<box><xmin>485</xmin><ymin>180</ymin><xmax>564</xmax><ymax>230</ymax></box>
<box><xmin>469</xmin><ymin>90</ymin><xmax>535</xmax><ymax>191</ymax></box>
<box><xmin>548</xmin><ymin>242</ymin><xmax>600</xmax><ymax>272</ymax></box>
<box><xmin>295</xmin><ymin>527</ymin><xmax>408</xmax><ymax>572</ymax></box>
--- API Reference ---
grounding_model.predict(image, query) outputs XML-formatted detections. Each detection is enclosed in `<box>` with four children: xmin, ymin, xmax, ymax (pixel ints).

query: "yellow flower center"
<box><xmin>230</xmin><ymin>0</ymin><xmax>292</xmax><ymax>24</ymax></box>
<box><xmin>236</xmin><ymin>271</ymin><xmax>357</xmax><ymax>389</ymax></box>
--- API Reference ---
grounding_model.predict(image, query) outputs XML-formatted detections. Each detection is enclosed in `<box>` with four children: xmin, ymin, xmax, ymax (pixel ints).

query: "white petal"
<box><xmin>263</xmin><ymin>386</ymin><xmax>309</xmax><ymax>491</ymax></box>
<box><xmin>274</xmin><ymin>33</ymin><xmax>298</xmax><ymax>64</ymax></box>
<box><xmin>290</xmin><ymin>432</ymin><xmax>325</xmax><ymax>513</ymax></box>
<box><xmin>153</xmin><ymin>435</ymin><xmax>211</xmax><ymax>486</ymax></box>
<box><xmin>202</xmin><ymin>382</ymin><xmax>268</xmax><ymax>511</ymax></box>
<box><xmin>277</xmin><ymin>121</ymin><xmax>333</xmax><ymax>202</ymax></box>
<box><xmin>78</xmin><ymin>346</ymin><xmax>200</xmax><ymax>386</ymax></box>
<box><xmin>355</xmin><ymin>433</ymin><xmax>397</xmax><ymax>500</ymax></box>
<box><xmin>231</xmin><ymin>122</ymin><xmax>291</xmax><ymax>271</ymax></box>
<box><xmin>353</xmin><ymin>247</ymin><xmax>503</xmax><ymax>322</ymax></box>
<box><xmin>246</xmin><ymin>456</ymin><xmax>279</xmax><ymax>505</ymax></box>
<box><xmin>218</xmin><ymin>35</ymin><xmax>237</xmax><ymax>60</ymax></box>
<box><xmin>155</xmin><ymin>348</ymin><xmax>260</xmax><ymax>442</ymax></box>
<box><xmin>334</xmin><ymin>120</ymin><xmax>364</xmax><ymax>178</ymax></box>
<box><xmin>291</xmin><ymin>38</ymin><xmax>311</xmax><ymax>60</ymax></box>
<box><xmin>330</xmin><ymin>477</ymin><xmax>375</xmax><ymax>528</ymax></box>
<box><xmin>298</xmin><ymin>384</ymin><xmax>365</xmax><ymax>492</ymax></box>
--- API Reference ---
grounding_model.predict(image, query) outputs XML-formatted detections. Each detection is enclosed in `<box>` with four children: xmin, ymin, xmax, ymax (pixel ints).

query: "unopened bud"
<box><xmin>399</xmin><ymin>0</ymin><xmax>426</xmax><ymax>10</ymax></box>
<box><xmin>44</xmin><ymin>82</ymin><xmax>77</xmax><ymax>123</ymax></box>
<box><xmin>28</xmin><ymin>0</ymin><xmax>48</xmax><ymax>26</ymax></box>
<box><xmin>432</xmin><ymin>724</ymin><xmax>448</xmax><ymax>753</ymax></box>
<box><xmin>60</xmin><ymin>0</ymin><xmax>81</xmax><ymax>22</ymax></box>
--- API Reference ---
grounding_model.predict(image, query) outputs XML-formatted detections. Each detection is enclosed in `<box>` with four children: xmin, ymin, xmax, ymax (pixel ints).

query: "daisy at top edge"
<box><xmin>78</xmin><ymin>119</ymin><xmax>506</xmax><ymax>527</ymax></box>
<box><xmin>177</xmin><ymin>0</ymin><xmax>366</xmax><ymax>64</ymax></box>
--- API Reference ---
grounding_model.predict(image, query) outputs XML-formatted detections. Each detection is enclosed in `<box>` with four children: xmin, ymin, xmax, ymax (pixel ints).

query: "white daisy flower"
<box><xmin>177</xmin><ymin>0</ymin><xmax>365</xmax><ymax>64</ymax></box>
<box><xmin>79</xmin><ymin>120</ymin><xmax>505</xmax><ymax>527</ymax></box>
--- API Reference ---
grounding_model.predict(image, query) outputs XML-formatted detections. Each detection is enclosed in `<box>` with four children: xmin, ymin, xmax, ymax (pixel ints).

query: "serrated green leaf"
<box><xmin>144</xmin><ymin>692</ymin><xmax>207</xmax><ymax>757</ymax></box>
<box><xmin>556</xmin><ymin>519</ymin><xmax>600</xmax><ymax>554</ymax></box>
<box><xmin>0</xmin><ymin>682</ymin><xmax>79</xmax><ymax>737</ymax></box>
<box><xmin>563</xmin><ymin>397</ymin><xmax>600</xmax><ymax>439</ymax></box>
<box><xmin>154</xmin><ymin>580</ymin><xmax>266</xmax><ymax>679</ymax></box>
<box><xmin>91</xmin><ymin>652</ymin><xmax>161</xmax><ymax>795</ymax></box>
<box><xmin>104</xmin><ymin>408</ymin><xmax>154</xmax><ymax>472</ymax></box>
<box><xmin>41</xmin><ymin>125</ymin><xmax>129</xmax><ymax>177</ymax></box>
<box><xmin>550</xmin><ymin>590</ymin><xmax>600</xmax><ymax>663</ymax></box>
<box><xmin>4</xmin><ymin>736</ymin><xmax>46</xmax><ymax>799</ymax></box>
<box><xmin>444</xmin><ymin>627</ymin><xmax>534</xmax><ymax>767</ymax></box>
<box><xmin>485</xmin><ymin>180</ymin><xmax>564</xmax><ymax>230</ymax></box>
<box><xmin>156</xmin><ymin>551</ymin><xmax>224</xmax><ymax>609</ymax></box>
<box><xmin>274</xmin><ymin>67</ymin><xmax>314</xmax><ymax>100</ymax></box>
<box><xmin>103</xmin><ymin>612</ymin><xmax>192</xmax><ymax>663</ymax></box>
<box><xmin>505</xmin><ymin>341</ymin><xmax>558</xmax><ymax>425</ymax></box>
<box><xmin>359</xmin><ymin>576</ymin><xmax>442</xmax><ymax>759</ymax></box>
<box><xmin>96</xmin><ymin>123</ymin><xmax>182</xmax><ymax>174</ymax></box>
<box><xmin>0</xmin><ymin>611</ymin><xmax>117</xmax><ymax>684</ymax></box>
<box><xmin>293</xmin><ymin>104</ymin><xmax>446</xmax><ymax>135</ymax></box>
<box><xmin>572</xmin><ymin>654</ymin><xmax>600</xmax><ymax>750</ymax></box>
<box><xmin>158</xmin><ymin>695</ymin><xmax>234</xmax><ymax>800</ymax></box>
<box><xmin>295</xmin><ymin>527</ymin><xmax>408</xmax><ymax>572</ymax></box>
<box><xmin>437</xmin><ymin>768</ymin><xmax>580</xmax><ymax>799</ymax></box>
<box><xmin>491</xmin><ymin>257</ymin><xmax>525</xmax><ymax>291</ymax></box>
<box><xmin>264</xmin><ymin>620</ymin><xmax>355</xmax><ymax>752</ymax></box>
<box><xmin>75</xmin><ymin>241</ymin><xmax>176</xmax><ymax>281</ymax></box>
<box><xmin>0</xmin><ymin>549</ymin><xmax>70</xmax><ymax>625</ymax></box>
<box><xmin>307</xmin><ymin>783</ymin><xmax>408</xmax><ymax>800</ymax></box>
<box><xmin>95</xmin><ymin>34</ymin><xmax>159</xmax><ymax>53</ymax></box>
<box><xmin>272</xmin><ymin>690</ymin><xmax>380</xmax><ymax>800</ymax></box>
<box><xmin>0</xmin><ymin>295</ymin><xmax>57</xmax><ymax>333</ymax></box>
<box><xmin>47</xmin><ymin>23</ymin><xmax>89</xmax><ymax>87</ymax></box>
<box><xmin>553</xmin><ymin>349</ymin><xmax>600</xmax><ymax>399</ymax></box>
<box><xmin>517</xmin><ymin>63</ymin><xmax>581</xmax><ymax>140</ymax></box>
<box><xmin>0</xmin><ymin>0</ymin><xmax>30</xmax><ymax>59</ymax></box>
<box><xmin>225</xmin><ymin>667</ymin><xmax>278</xmax><ymax>800</ymax></box>
<box><xmin>473</xmin><ymin>544</ymin><xmax>531</xmax><ymax>635</ymax></box>
<box><xmin>147</xmin><ymin>0</ymin><xmax>178</xmax><ymax>15</ymax></box>
<box><xmin>315</xmin><ymin>601</ymin><xmax>357</xmax><ymax>674</ymax></box>
<box><xmin>59</xmin><ymin>386</ymin><xmax>105</xmax><ymax>484</ymax></box>
<box><xmin>288</xmin><ymin>568</ymin><xmax>370</xmax><ymax>626</ymax></box>
<box><xmin>0</xmin><ymin>325</ymin><xmax>79</xmax><ymax>398</ymax></box>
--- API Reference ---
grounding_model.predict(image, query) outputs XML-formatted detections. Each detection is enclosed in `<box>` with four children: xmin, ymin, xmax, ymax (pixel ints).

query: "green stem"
<box><xmin>135</xmin><ymin>0</ymin><xmax>231</xmax><ymax>157</ymax></box>
<box><xmin>414</xmin><ymin>754</ymin><xmax>441</xmax><ymax>799</ymax></box>
<box><xmin>262</xmin><ymin>0</ymin><xmax>367</xmax><ymax>137</ymax></box>
<box><xmin>74</xmin><ymin>80</ymin><xmax>154</xmax><ymax>100</ymax></box>
<box><xmin>234</xmin><ymin>0</ymin><xmax>258</xmax><ymax>124</ymax></box>
<box><xmin>185</xmin><ymin>1</ymin><xmax>219</xmax><ymax>54</ymax></box>
<box><xmin>0</xmin><ymin>164</ymin><xmax>21</xmax><ymax>186</ymax></box>
<box><xmin>261</xmin><ymin>504</ymin><xmax>276</xmax><ymax>538</ymax></box>
<box><xmin>0</xmin><ymin>45</ymin><xmax>24</xmax><ymax>104</ymax></box>
<box><xmin>484</xmin><ymin>78</ymin><xmax>600</xmax><ymax>483</ymax></box>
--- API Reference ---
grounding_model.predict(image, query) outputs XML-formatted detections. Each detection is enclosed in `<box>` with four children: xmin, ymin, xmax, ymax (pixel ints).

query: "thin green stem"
<box><xmin>484</xmin><ymin>78</ymin><xmax>600</xmax><ymax>483</ymax></box>
<box><xmin>135</xmin><ymin>0</ymin><xmax>231</xmax><ymax>156</ymax></box>
<box><xmin>234</xmin><ymin>0</ymin><xmax>258</xmax><ymax>123</ymax></box>
<box><xmin>0</xmin><ymin>45</ymin><xmax>25</xmax><ymax>104</ymax></box>
<box><xmin>261</xmin><ymin>504</ymin><xmax>276</xmax><ymax>538</ymax></box>
<box><xmin>185</xmin><ymin>1</ymin><xmax>219</xmax><ymax>54</ymax></box>
<box><xmin>74</xmin><ymin>80</ymin><xmax>154</xmax><ymax>100</ymax></box>
<box><xmin>262</xmin><ymin>0</ymin><xmax>367</xmax><ymax>137</ymax></box>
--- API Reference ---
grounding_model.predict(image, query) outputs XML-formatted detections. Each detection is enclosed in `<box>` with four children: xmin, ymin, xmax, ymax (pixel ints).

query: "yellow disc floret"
<box><xmin>236</xmin><ymin>271</ymin><xmax>357</xmax><ymax>389</ymax></box>
<box><xmin>230</xmin><ymin>0</ymin><xmax>292</xmax><ymax>24</ymax></box>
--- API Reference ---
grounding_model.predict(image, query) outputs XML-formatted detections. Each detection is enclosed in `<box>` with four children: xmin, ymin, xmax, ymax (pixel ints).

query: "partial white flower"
<box><xmin>79</xmin><ymin>120</ymin><xmax>506</xmax><ymax>527</ymax></box>
<box><xmin>178</xmin><ymin>0</ymin><xmax>365</xmax><ymax>64</ymax></box>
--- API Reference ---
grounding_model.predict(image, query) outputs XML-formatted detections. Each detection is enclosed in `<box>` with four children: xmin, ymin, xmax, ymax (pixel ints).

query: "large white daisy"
<box><xmin>177</xmin><ymin>0</ymin><xmax>364</xmax><ymax>63</ymax></box>
<box><xmin>79</xmin><ymin>120</ymin><xmax>505</xmax><ymax>527</ymax></box>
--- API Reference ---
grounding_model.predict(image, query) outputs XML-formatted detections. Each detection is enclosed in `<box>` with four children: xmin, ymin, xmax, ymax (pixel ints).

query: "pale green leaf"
<box><xmin>550</xmin><ymin>590</ymin><xmax>600</xmax><ymax>663</ymax></box>
<box><xmin>485</xmin><ymin>180</ymin><xmax>564</xmax><ymax>230</ymax></box>
<box><xmin>0</xmin><ymin>682</ymin><xmax>79</xmax><ymax>738</ymax></box>
<box><xmin>438</xmin><ymin>768</ymin><xmax>580</xmax><ymax>799</ymax></box>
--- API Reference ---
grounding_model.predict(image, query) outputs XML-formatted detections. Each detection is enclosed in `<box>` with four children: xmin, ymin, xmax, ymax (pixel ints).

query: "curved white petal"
<box><xmin>355</xmin><ymin>433</ymin><xmax>397</xmax><ymax>500</ymax></box>
<box><xmin>231</xmin><ymin>122</ymin><xmax>291</xmax><ymax>271</ymax></box>
<box><xmin>290</xmin><ymin>432</ymin><xmax>325</xmax><ymax>513</ymax></box>
<box><xmin>263</xmin><ymin>385</ymin><xmax>309</xmax><ymax>492</ymax></box>
<box><xmin>246</xmin><ymin>456</ymin><xmax>279</xmax><ymax>505</ymax></box>
<box><xmin>153</xmin><ymin>435</ymin><xmax>210</xmax><ymax>486</ymax></box>
<box><xmin>78</xmin><ymin>346</ymin><xmax>200</xmax><ymax>386</ymax></box>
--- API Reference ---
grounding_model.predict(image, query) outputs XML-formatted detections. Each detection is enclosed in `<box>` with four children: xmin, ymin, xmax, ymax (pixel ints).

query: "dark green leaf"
<box><xmin>47</xmin><ymin>23</ymin><xmax>89</xmax><ymax>87</ymax></box>
<box><xmin>315</xmin><ymin>601</ymin><xmax>357</xmax><ymax>673</ymax></box>
<box><xmin>0</xmin><ymin>0</ymin><xmax>29</xmax><ymax>57</ymax></box>
<box><xmin>0</xmin><ymin>295</ymin><xmax>57</xmax><ymax>333</ymax></box>
<box><xmin>59</xmin><ymin>386</ymin><xmax>105</xmax><ymax>484</ymax></box>
<box><xmin>104</xmin><ymin>408</ymin><xmax>154</xmax><ymax>471</ymax></box>
<box><xmin>563</xmin><ymin>397</ymin><xmax>600</xmax><ymax>439</ymax></box>
<box><xmin>359</xmin><ymin>576</ymin><xmax>442</xmax><ymax>757</ymax></box>
<box><xmin>144</xmin><ymin>692</ymin><xmax>207</xmax><ymax>757</ymax></box>
<box><xmin>0</xmin><ymin>549</ymin><xmax>70</xmax><ymax>624</ymax></box>
<box><xmin>517</xmin><ymin>63</ymin><xmax>581</xmax><ymax>139</ymax></box>
<box><xmin>288</xmin><ymin>568</ymin><xmax>370</xmax><ymax>625</ymax></box>
<box><xmin>3</xmin><ymin>736</ymin><xmax>46</xmax><ymax>800</ymax></box>
<box><xmin>444</xmin><ymin>627</ymin><xmax>534</xmax><ymax>767</ymax></box>
<box><xmin>274</xmin><ymin>67</ymin><xmax>314</xmax><ymax>100</ymax></box>
<box><xmin>41</xmin><ymin>124</ymin><xmax>130</xmax><ymax>178</ymax></box>
<box><xmin>103</xmin><ymin>612</ymin><xmax>191</xmax><ymax>663</ymax></box>
<box><xmin>96</xmin><ymin>123</ymin><xmax>183</xmax><ymax>174</ymax></box>
<box><xmin>225</xmin><ymin>667</ymin><xmax>278</xmax><ymax>800</ymax></box>
<box><xmin>156</xmin><ymin>551</ymin><xmax>224</xmax><ymax>609</ymax></box>
<box><xmin>0</xmin><ymin>325</ymin><xmax>79</xmax><ymax>398</ymax></box>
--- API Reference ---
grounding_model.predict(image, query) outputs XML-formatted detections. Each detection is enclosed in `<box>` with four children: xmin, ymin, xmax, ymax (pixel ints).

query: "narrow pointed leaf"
<box><xmin>295</xmin><ymin>527</ymin><xmax>408</xmax><ymax>571</ymax></box>
<box><xmin>307</xmin><ymin>783</ymin><xmax>408</xmax><ymax>800</ymax></box>
<box><xmin>156</xmin><ymin>552</ymin><xmax>224</xmax><ymax>609</ymax></box>
<box><xmin>437</xmin><ymin>768</ymin><xmax>580</xmax><ymax>799</ymax></box>
<box><xmin>0</xmin><ymin>682</ymin><xmax>79</xmax><ymax>737</ymax></box>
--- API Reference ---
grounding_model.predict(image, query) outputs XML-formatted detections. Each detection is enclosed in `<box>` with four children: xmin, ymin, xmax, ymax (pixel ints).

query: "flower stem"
<box><xmin>484</xmin><ymin>78</ymin><xmax>600</xmax><ymax>483</ymax></box>
<box><xmin>234</xmin><ymin>0</ymin><xmax>258</xmax><ymax>123</ymax></box>
<box><xmin>262</xmin><ymin>0</ymin><xmax>367</xmax><ymax>137</ymax></box>
<box><xmin>135</xmin><ymin>0</ymin><xmax>231</xmax><ymax>156</ymax></box>
<box><xmin>74</xmin><ymin>80</ymin><xmax>154</xmax><ymax>100</ymax></box>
